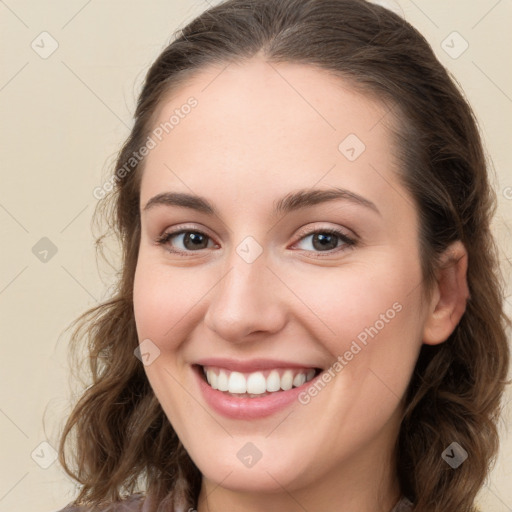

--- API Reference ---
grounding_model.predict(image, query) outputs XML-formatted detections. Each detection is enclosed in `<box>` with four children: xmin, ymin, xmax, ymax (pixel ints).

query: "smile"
<box><xmin>192</xmin><ymin>360</ymin><xmax>324</xmax><ymax>419</ymax></box>
<box><xmin>201</xmin><ymin>366</ymin><xmax>320</xmax><ymax>397</ymax></box>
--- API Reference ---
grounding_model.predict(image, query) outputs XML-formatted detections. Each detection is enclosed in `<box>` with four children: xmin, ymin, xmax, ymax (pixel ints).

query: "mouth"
<box><xmin>191</xmin><ymin>357</ymin><xmax>326</xmax><ymax>419</ymax></box>
<box><xmin>193</xmin><ymin>364</ymin><xmax>323</xmax><ymax>398</ymax></box>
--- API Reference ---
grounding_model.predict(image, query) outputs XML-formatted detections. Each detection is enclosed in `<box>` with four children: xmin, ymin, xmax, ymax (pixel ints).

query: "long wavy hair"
<box><xmin>58</xmin><ymin>1</ymin><xmax>510</xmax><ymax>511</ymax></box>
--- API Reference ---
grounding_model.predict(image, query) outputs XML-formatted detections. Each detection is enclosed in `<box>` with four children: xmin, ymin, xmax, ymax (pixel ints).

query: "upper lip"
<box><xmin>194</xmin><ymin>357</ymin><xmax>322</xmax><ymax>373</ymax></box>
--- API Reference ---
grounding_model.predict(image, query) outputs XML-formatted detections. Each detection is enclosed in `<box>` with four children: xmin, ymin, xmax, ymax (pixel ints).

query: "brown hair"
<box><xmin>58</xmin><ymin>1</ymin><xmax>510</xmax><ymax>511</ymax></box>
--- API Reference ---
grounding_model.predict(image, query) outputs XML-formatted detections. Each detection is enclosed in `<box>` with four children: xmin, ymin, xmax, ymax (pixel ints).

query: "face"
<box><xmin>133</xmin><ymin>58</ymin><xmax>428</xmax><ymax>501</ymax></box>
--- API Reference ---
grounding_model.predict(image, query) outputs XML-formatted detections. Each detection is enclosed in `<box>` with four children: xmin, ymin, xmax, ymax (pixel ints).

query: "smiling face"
<box><xmin>133</xmin><ymin>58</ymin><xmax>429</xmax><ymax>508</ymax></box>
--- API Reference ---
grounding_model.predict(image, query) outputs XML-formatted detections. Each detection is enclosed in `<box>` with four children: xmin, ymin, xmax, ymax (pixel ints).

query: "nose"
<box><xmin>203</xmin><ymin>251</ymin><xmax>288</xmax><ymax>343</ymax></box>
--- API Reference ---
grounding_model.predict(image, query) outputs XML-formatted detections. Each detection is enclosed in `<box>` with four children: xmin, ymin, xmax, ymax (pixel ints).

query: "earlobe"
<box><xmin>422</xmin><ymin>240</ymin><xmax>470</xmax><ymax>346</ymax></box>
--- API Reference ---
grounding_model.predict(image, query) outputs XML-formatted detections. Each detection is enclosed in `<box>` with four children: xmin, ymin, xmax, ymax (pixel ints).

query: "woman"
<box><xmin>57</xmin><ymin>0</ymin><xmax>510</xmax><ymax>511</ymax></box>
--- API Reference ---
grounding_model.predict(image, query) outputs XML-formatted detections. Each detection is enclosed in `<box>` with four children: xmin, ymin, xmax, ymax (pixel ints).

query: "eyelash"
<box><xmin>155</xmin><ymin>226</ymin><xmax>357</xmax><ymax>257</ymax></box>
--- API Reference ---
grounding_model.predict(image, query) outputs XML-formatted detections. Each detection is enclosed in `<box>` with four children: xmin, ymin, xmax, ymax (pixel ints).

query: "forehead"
<box><xmin>140</xmin><ymin>58</ymin><xmax>409</xmax><ymax>221</ymax></box>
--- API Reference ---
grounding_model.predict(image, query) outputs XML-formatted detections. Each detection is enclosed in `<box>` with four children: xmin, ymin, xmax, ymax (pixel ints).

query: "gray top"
<box><xmin>392</xmin><ymin>497</ymin><xmax>414</xmax><ymax>512</ymax></box>
<box><xmin>56</xmin><ymin>494</ymin><xmax>144</xmax><ymax>512</ymax></box>
<box><xmin>57</xmin><ymin>494</ymin><xmax>414</xmax><ymax>511</ymax></box>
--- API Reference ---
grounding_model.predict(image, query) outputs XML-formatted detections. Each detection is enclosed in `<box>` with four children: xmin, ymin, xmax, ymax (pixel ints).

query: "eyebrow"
<box><xmin>142</xmin><ymin>187</ymin><xmax>380</xmax><ymax>217</ymax></box>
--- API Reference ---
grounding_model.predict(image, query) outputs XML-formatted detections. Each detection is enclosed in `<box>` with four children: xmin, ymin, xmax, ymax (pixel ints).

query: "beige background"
<box><xmin>0</xmin><ymin>0</ymin><xmax>511</xmax><ymax>511</ymax></box>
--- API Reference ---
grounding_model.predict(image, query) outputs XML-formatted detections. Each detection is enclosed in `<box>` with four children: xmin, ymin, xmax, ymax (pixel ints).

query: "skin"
<box><xmin>133</xmin><ymin>58</ymin><xmax>469</xmax><ymax>512</ymax></box>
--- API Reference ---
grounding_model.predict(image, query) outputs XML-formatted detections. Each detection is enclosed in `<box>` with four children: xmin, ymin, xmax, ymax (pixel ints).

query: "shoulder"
<box><xmin>55</xmin><ymin>494</ymin><xmax>145</xmax><ymax>512</ymax></box>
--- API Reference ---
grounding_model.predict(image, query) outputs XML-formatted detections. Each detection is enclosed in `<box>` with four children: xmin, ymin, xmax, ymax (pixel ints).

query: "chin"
<box><xmin>186</xmin><ymin>437</ymin><xmax>315</xmax><ymax>493</ymax></box>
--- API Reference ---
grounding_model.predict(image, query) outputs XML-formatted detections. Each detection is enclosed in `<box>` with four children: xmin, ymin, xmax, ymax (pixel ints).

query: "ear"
<box><xmin>422</xmin><ymin>240</ymin><xmax>470</xmax><ymax>346</ymax></box>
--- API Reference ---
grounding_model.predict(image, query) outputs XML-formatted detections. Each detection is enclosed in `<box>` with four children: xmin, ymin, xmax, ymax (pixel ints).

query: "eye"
<box><xmin>293</xmin><ymin>228</ymin><xmax>355</xmax><ymax>254</ymax></box>
<box><xmin>156</xmin><ymin>229</ymin><xmax>216</xmax><ymax>253</ymax></box>
<box><xmin>155</xmin><ymin>226</ymin><xmax>356</xmax><ymax>256</ymax></box>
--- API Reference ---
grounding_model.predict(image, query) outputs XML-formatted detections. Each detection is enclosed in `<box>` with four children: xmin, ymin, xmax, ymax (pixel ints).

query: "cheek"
<box><xmin>284</xmin><ymin>255</ymin><xmax>425</xmax><ymax>428</ymax></box>
<box><xmin>288</xmin><ymin>261</ymin><xmax>423</xmax><ymax>463</ymax></box>
<box><xmin>132</xmin><ymin>257</ymin><xmax>202</xmax><ymax>430</ymax></box>
<box><xmin>133</xmin><ymin>256</ymin><xmax>206</xmax><ymax>345</ymax></box>
<box><xmin>282</xmin><ymin>256</ymin><xmax>423</xmax><ymax>358</ymax></box>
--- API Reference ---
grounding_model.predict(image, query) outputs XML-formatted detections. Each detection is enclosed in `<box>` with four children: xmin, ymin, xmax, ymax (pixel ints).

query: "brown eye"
<box><xmin>311</xmin><ymin>233</ymin><xmax>339</xmax><ymax>251</ymax></box>
<box><xmin>294</xmin><ymin>229</ymin><xmax>355</xmax><ymax>253</ymax></box>
<box><xmin>156</xmin><ymin>230</ymin><xmax>215</xmax><ymax>252</ymax></box>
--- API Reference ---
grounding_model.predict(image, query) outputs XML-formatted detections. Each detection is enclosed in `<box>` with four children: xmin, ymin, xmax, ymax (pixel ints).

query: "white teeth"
<box><xmin>266</xmin><ymin>370</ymin><xmax>281</xmax><ymax>392</ymax></box>
<box><xmin>246</xmin><ymin>372</ymin><xmax>267</xmax><ymax>394</ymax></box>
<box><xmin>209</xmin><ymin>371</ymin><xmax>218</xmax><ymax>390</ymax></box>
<box><xmin>228</xmin><ymin>371</ymin><xmax>247</xmax><ymax>393</ymax></box>
<box><xmin>293</xmin><ymin>373</ymin><xmax>306</xmax><ymax>387</ymax></box>
<box><xmin>280</xmin><ymin>370</ymin><xmax>293</xmax><ymax>391</ymax></box>
<box><xmin>217</xmin><ymin>370</ymin><xmax>229</xmax><ymax>392</ymax></box>
<box><xmin>204</xmin><ymin>366</ymin><xmax>318</xmax><ymax>396</ymax></box>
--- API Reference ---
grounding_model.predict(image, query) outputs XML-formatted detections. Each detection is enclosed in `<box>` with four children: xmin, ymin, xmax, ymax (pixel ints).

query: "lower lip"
<box><xmin>194</xmin><ymin>366</ymin><xmax>320</xmax><ymax>420</ymax></box>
